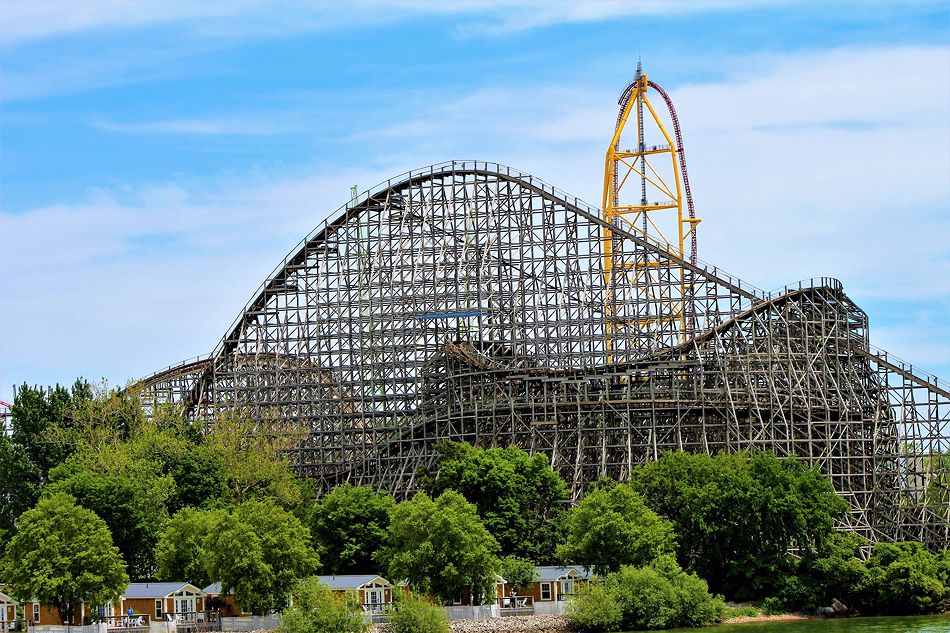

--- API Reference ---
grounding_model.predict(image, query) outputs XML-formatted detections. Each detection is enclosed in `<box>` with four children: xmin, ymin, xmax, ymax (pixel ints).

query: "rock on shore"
<box><xmin>372</xmin><ymin>615</ymin><xmax>569</xmax><ymax>633</ymax></box>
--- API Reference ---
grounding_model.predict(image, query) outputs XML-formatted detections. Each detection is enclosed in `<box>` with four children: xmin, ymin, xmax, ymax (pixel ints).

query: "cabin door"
<box><xmin>365</xmin><ymin>589</ymin><xmax>384</xmax><ymax>612</ymax></box>
<box><xmin>560</xmin><ymin>579</ymin><xmax>574</xmax><ymax>599</ymax></box>
<box><xmin>177</xmin><ymin>598</ymin><xmax>195</xmax><ymax>619</ymax></box>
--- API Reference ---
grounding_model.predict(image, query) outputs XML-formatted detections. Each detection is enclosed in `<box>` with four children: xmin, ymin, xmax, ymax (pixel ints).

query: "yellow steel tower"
<box><xmin>602</xmin><ymin>66</ymin><xmax>700</xmax><ymax>358</ymax></box>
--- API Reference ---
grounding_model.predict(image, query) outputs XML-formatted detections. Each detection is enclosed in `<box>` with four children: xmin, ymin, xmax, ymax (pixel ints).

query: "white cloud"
<box><xmin>0</xmin><ymin>1</ymin><xmax>248</xmax><ymax>46</ymax></box>
<box><xmin>0</xmin><ymin>164</ymin><xmax>400</xmax><ymax>395</ymax></box>
<box><xmin>2</xmin><ymin>43</ymin><xmax>949</xmax><ymax>400</ymax></box>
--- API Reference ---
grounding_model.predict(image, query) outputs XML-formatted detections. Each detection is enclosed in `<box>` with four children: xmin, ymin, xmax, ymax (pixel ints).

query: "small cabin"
<box><xmin>21</xmin><ymin>595</ymin><xmax>122</xmax><ymax>626</ymax></box>
<box><xmin>521</xmin><ymin>566</ymin><xmax>589</xmax><ymax>603</ymax></box>
<box><xmin>122</xmin><ymin>583</ymin><xmax>206</xmax><ymax>622</ymax></box>
<box><xmin>21</xmin><ymin>601</ymin><xmax>91</xmax><ymax>626</ymax></box>
<box><xmin>0</xmin><ymin>591</ymin><xmax>18</xmax><ymax>626</ymax></box>
<box><xmin>316</xmin><ymin>576</ymin><xmax>393</xmax><ymax>613</ymax></box>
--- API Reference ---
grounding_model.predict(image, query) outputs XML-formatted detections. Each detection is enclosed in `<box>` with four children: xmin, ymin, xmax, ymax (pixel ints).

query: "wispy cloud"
<box><xmin>91</xmin><ymin>116</ymin><xmax>307</xmax><ymax>136</ymax></box>
<box><xmin>452</xmin><ymin>0</ymin><xmax>790</xmax><ymax>35</ymax></box>
<box><xmin>0</xmin><ymin>0</ymin><xmax>790</xmax><ymax>46</ymax></box>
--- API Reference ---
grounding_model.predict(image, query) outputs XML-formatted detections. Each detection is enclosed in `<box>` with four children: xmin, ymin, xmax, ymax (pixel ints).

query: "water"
<box><xmin>655</xmin><ymin>614</ymin><xmax>950</xmax><ymax>633</ymax></box>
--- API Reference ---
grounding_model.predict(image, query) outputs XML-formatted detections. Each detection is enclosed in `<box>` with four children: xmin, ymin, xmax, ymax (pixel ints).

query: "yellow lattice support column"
<box><xmin>602</xmin><ymin>68</ymin><xmax>700</xmax><ymax>359</ymax></box>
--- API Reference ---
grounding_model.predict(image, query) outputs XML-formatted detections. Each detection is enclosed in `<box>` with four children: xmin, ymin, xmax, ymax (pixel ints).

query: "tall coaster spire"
<box><xmin>602</xmin><ymin>67</ymin><xmax>701</xmax><ymax>358</ymax></box>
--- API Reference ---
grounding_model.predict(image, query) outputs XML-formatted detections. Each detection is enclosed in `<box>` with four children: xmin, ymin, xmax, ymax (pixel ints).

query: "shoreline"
<box><xmin>721</xmin><ymin>613</ymin><xmax>811</xmax><ymax>624</ymax></box>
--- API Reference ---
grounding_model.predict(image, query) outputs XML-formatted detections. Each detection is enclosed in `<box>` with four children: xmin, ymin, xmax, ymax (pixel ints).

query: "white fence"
<box><xmin>443</xmin><ymin>605</ymin><xmax>498</xmax><ymax>621</ymax></box>
<box><xmin>219</xmin><ymin>615</ymin><xmax>280</xmax><ymax>632</ymax></box>
<box><xmin>29</xmin><ymin>626</ymin><xmax>104</xmax><ymax>633</ymax></box>
<box><xmin>533</xmin><ymin>601</ymin><xmax>567</xmax><ymax>616</ymax></box>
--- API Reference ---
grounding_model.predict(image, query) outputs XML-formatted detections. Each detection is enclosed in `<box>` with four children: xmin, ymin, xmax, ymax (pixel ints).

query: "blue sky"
<box><xmin>1</xmin><ymin>1</ymin><xmax>948</xmax><ymax>402</ymax></box>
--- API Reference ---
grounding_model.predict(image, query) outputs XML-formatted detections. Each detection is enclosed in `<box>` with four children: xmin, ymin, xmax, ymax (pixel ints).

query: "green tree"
<box><xmin>498</xmin><ymin>555</ymin><xmax>537</xmax><ymax>592</ymax></box>
<box><xmin>310</xmin><ymin>484</ymin><xmax>396</xmax><ymax>574</ymax></box>
<box><xmin>0</xmin><ymin>430</ymin><xmax>39</xmax><ymax>548</ymax></box>
<box><xmin>155</xmin><ymin>507</ymin><xmax>226</xmax><ymax>588</ymax></box>
<box><xmin>631</xmin><ymin>450</ymin><xmax>847</xmax><ymax>599</ymax></box>
<box><xmin>204</xmin><ymin>500</ymin><xmax>319</xmax><ymax>614</ymax></box>
<box><xmin>165</xmin><ymin>444</ymin><xmax>229</xmax><ymax>513</ymax></box>
<box><xmin>377</xmin><ymin>491</ymin><xmax>500</xmax><ymax>604</ymax></box>
<box><xmin>45</xmin><ymin>466</ymin><xmax>171</xmax><ymax>580</ymax></box>
<box><xmin>558</xmin><ymin>481</ymin><xmax>675</xmax><ymax>576</ymax></box>
<box><xmin>1</xmin><ymin>493</ymin><xmax>129</xmax><ymax>625</ymax></box>
<box><xmin>0</xmin><ymin>380</ymin><xmax>93</xmax><ymax>541</ymax></box>
<box><xmin>861</xmin><ymin>542</ymin><xmax>947</xmax><ymax>615</ymax></box>
<box><xmin>281</xmin><ymin>578</ymin><xmax>369</xmax><ymax>633</ymax></box>
<box><xmin>10</xmin><ymin>380</ymin><xmax>92</xmax><ymax>476</ymax></box>
<box><xmin>422</xmin><ymin>441</ymin><xmax>568</xmax><ymax>562</ymax></box>
<box><xmin>206</xmin><ymin>414</ymin><xmax>310</xmax><ymax>509</ymax></box>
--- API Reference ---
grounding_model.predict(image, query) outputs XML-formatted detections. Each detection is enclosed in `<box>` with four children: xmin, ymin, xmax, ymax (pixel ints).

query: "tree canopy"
<box><xmin>558</xmin><ymin>481</ymin><xmax>675</xmax><ymax>576</ymax></box>
<box><xmin>498</xmin><ymin>555</ymin><xmax>537</xmax><ymax>592</ymax></box>
<box><xmin>155</xmin><ymin>507</ymin><xmax>227</xmax><ymax>589</ymax></box>
<box><xmin>45</xmin><ymin>465</ymin><xmax>171</xmax><ymax>580</ymax></box>
<box><xmin>422</xmin><ymin>441</ymin><xmax>568</xmax><ymax>563</ymax></box>
<box><xmin>377</xmin><ymin>490</ymin><xmax>500</xmax><ymax>604</ymax></box>
<box><xmin>1</xmin><ymin>493</ymin><xmax>129</xmax><ymax>625</ymax></box>
<box><xmin>0</xmin><ymin>380</ymin><xmax>93</xmax><ymax>546</ymax></box>
<box><xmin>310</xmin><ymin>483</ymin><xmax>395</xmax><ymax>575</ymax></box>
<box><xmin>204</xmin><ymin>500</ymin><xmax>319</xmax><ymax>615</ymax></box>
<box><xmin>630</xmin><ymin>450</ymin><xmax>848</xmax><ymax>599</ymax></box>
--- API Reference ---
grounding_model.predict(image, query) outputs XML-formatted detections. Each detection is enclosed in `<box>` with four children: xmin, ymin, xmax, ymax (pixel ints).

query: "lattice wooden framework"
<box><xmin>135</xmin><ymin>161</ymin><xmax>949</xmax><ymax>548</ymax></box>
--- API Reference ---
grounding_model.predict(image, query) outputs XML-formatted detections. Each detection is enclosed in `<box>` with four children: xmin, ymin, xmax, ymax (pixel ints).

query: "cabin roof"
<box><xmin>533</xmin><ymin>566</ymin><xmax>590</xmax><ymax>581</ymax></box>
<box><xmin>125</xmin><ymin>582</ymin><xmax>203</xmax><ymax>598</ymax></box>
<box><xmin>316</xmin><ymin>575</ymin><xmax>391</xmax><ymax>590</ymax></box>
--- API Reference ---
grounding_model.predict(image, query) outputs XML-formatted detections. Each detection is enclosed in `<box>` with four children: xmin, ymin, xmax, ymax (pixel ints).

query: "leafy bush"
<box><xmin>860</xmin><ymin>542</ymin><xmax>947</xmax><ymax>615</ymax></box>
<box><xmin>722</xmin><ymin>605</ymin><xmax>759</xmax><ymax>618</ymax></box>
<box><xmin>772</xmin><ymin>531</ymin><xmax>868</xmax><ymax>613</ymax></box>
<box><xmin>566</xmin><ymin>583</ymin><xmax>622</xmax><ymax>633</ymax></box>
<box><xmin>567</xmin><ymin>556</ymin><xmax>724</xmax><ymax>632</ymax></box>
<box><xmin>281</xmin><ymin>578</ymin><xmax>368</xmax><ymax>633</ymax></box>
<box><xmin>759</xmin><ymin>597</ymin><xmax>786</xmax><ymax>615</ymax></box>
<box><xmin>609</xmin><ymin>556</ymin><xmax>725</xmax><ymax>630</ymax></box>
<box><xmin>389</xmin><ymin>592</ymin><xmax>449</xmax><ymax>633</ymax></box>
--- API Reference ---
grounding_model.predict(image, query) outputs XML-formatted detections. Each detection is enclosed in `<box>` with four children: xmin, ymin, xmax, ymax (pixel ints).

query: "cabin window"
<box><xmin>33</xmin><ymin>605</ymin><xmax>40</xmax><ymax>622</ymax></box>
<box><xmin>540</xmin><ymin>583</ymin><xmax>551</xmax><ymax>601</ymax></box>
<box><xmin>155</xmin><ymin>601</ymin><xmax>163</xmax><ymax>618</ymax></box>
<box><xmin>452</xmin><ymin>591</ymin><xmax>463</xmax><ymax>605</ymax></box>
